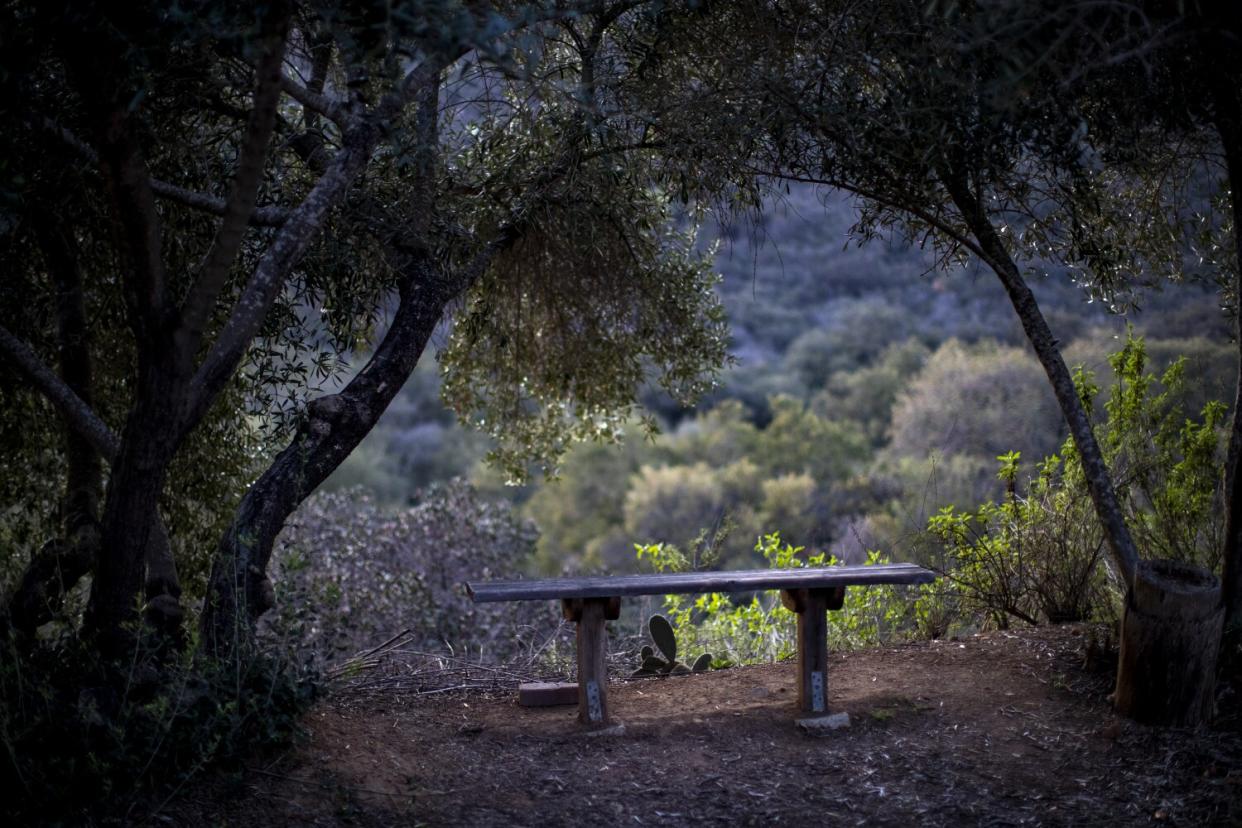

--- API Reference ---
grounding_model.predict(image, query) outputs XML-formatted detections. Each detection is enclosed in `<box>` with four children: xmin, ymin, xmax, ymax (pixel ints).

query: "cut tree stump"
<box><xmin>1114</xmin><ymin>559</ymin><xmax>1223</xmax><ymax>727</ymax></box>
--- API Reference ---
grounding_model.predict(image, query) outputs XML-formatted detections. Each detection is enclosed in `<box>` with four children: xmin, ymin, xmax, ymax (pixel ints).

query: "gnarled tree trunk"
<box><xmin>200</xmin><ymin>253</ymin><xmax>465</xmax><ymax>658</ymax></box>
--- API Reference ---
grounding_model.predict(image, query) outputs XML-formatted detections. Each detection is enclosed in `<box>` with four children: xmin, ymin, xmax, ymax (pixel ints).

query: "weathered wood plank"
<box><xmin>467</xmin><ymin>563</ymin><xmax>934</xmax><ymax>603</ymax></box>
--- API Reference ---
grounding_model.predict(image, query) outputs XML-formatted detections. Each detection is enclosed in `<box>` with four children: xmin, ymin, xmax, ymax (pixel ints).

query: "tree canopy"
<box><xmin>0</xmin><ymin>0</ymin><xmax>734</xmax><ymax>661</ymax></box>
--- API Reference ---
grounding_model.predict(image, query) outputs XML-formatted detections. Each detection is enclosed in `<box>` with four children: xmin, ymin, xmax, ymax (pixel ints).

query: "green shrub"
<box><xmin>927</xmin><ymin>451</ymin><xmax>1108</xmax><ymax>628</ymax></box>
<box><xmin>926</xmin><ymin>331</ymin><xmax>1225</xmax><ymax>629</ymax></box>
<box><xmin>635</xmin><ymin>532</ymin><xmax>924</xmax><ymax>666</ymax></box>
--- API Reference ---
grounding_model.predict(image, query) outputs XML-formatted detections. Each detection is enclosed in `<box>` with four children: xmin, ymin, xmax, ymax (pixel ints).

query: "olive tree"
<box><xmin>0</xmin><ymin>0</ymin><xmax>732</xmax><ymax>664</ymax></box>
<box><xmin>626</xmin><ymin>0</ymin><xmax>1238</xmax><ymax>720</ymax></box>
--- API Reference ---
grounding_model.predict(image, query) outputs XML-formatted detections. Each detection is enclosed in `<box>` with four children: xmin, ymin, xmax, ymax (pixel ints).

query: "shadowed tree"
<box><xmin>623</xmin><ymin>0</ymin><xmax>1237</xmax><ymax>720</ymax></box>
<box><xmin>0</xmin><ymin>0</ymin><xmax>734</xmax><ymax>665</ymax></box>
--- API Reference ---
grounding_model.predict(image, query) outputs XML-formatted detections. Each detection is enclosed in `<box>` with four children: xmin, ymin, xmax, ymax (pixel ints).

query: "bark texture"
<box><xmin>1115</xmin><ymin>559</ymin><xmax>1223</xmax><ymax>726</ymax></box>
<box><xmin>1215</xmin><ymin>84</ymin><xmax>1242</xmax><ymax>667</ymax></box>
<box><xmin>3</xmin><ymin>214</ymin><xmax>103</xmax><ymax>636</ymax></box>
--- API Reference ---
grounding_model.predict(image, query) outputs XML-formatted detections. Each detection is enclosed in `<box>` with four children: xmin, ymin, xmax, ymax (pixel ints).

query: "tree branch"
<box><xmin>178</xmin><ymin>19</ymin><xmax>291</xmax><ymax>360</ymax></box>
<box><xmin>80</xmin><ymin>94</ymin><xmax>171</xmax><ymax>345</ymax></box>
<box><xmin>183</xmin><ymin>124</ymin><xmax>378</xmax><ymax>429</ymax></box>
<box><xmin>747</xmin><ymin>164</ymin><xmax>993</xmax><ymax>263</ymax></box>
<box><xmin>34</xmin><ymin>210</ymin><xmax>105</xmax><ymax>531</ymax></box>
<box><xmin>0</xmin><ymin>325</ymin><xmax>119</xmax><ymax>461</ymax></box>
<box><xmin>939</xmin><ymin>164</ymin><xmax>1140</xmax><ymax>587</ymax></box>
<box><xmin>184</xmin><ymin>56</ymin><xmax>458</xmax><ymax>431</ymax></box>
<box><xmin>281</xmin><ymin>74</ymin><xmax>347</xmax><ymax>125</ymax></box>
<box><xmin>151</xmin><ymin>180</ymin><xmax>290</xmax><ymax>226</ymax></box>
<box><xmin>37</xmin><ymin>118</ymin><xmax>289</xmax><ymax>226</ymax></box>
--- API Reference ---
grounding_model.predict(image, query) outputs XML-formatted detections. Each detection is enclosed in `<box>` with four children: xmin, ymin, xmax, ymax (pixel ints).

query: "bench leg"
<box><xmin>781</xmin><ymin>587</ymin><xmax>845</xmax><ymax>716</ymax></box>
<box><xmin>563</xmin><ymin>597</ymin><xmax>621</xmax><ymax>727</ymax></box>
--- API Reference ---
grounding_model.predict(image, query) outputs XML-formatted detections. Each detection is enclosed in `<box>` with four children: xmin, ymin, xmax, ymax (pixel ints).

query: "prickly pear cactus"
<box><xmin>648</xmin><ymin>614</ymin><xmax>677</xmax><ymax>663</ymax></box>
<box><xmin>630</xmin><ymin>614</ymin><xmax>713</xmax><ymax>678</ymax></box>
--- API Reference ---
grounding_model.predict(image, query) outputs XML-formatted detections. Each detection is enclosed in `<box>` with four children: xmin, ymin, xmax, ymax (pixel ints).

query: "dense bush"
<box><xmin>1</xmin><ymin>630</ymin><xmax>313</xmax><ymax>825</ymax></box>
<box><xmin>2</xmin><ymin>480</ymin><xmax>548</xmax><ymax>823</ymax></box>
<box><xmin>927</xmin><ymin>452</ymin><xmax>1110</xmax><ymax>628</ymax></box>
<box><xmin>264</xmin><ymin>481</ymin><xmax>548</xmax><ymax>667</ymax></box>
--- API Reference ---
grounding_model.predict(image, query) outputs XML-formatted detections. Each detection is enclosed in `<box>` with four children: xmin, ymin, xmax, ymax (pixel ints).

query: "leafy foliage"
<box><xmin>440</xmin><ymin>184</ymin><xmax>730</xmax><ymax>482</ymax></box>
<box><xmin>635</xmin><ymin>533</ymin><xmax>923</xmax><ymax>667</ymax></box>
<box><xmin>1</xmin><ymin>633</ymin><xmax>313</xmax><ymax>825</ymax></box>
<box><xmin>928</xmin><ymin>333</ymin><xmax>1226</xmax><ymax>628</ymax></box>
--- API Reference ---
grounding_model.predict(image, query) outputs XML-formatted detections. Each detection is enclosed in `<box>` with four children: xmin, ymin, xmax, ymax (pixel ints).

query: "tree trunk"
<box><xmin>3</xmin><ymin>212</ymin><xmax>103</xmax><ymax>638</ymax></box>
<box><xmin>84</xmin><ymin>384</ymin><xmax>183</xmax><ymax>657</ymax></box>
<box><xmin>1115</xmin><ymin>559</ymin><xmax>1223</xmax><ymax>726</ymax></box>
<box><xmin>1214</xmin><ymin>86</ymin><xmax>1242</xmax><ymax>670</ymax></box>
<box><xmin>942</xmin><ymin>169</ymin><xmax>1228</xmax><ymax>724</ymax></box>
<box><xmin>200</xmin><ymin>254</ymin><xmax>464</xmax><ymax>658</ymax></box>
<box><xmin>943</xmin><ymin>171</ymin><xmax>1141</xmax><ymax>587</ymax></box>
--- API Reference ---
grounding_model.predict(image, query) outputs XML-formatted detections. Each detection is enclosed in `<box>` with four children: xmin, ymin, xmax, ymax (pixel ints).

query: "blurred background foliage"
<box><xmin>1</xmin><ymin>168</ymin><xmax>1229</xmax><ymax>667</ymax></box>
<box><xmin>317</xmin><ymin>183</ymin><xmax>1232</xmax><ymax>593</ymax></box>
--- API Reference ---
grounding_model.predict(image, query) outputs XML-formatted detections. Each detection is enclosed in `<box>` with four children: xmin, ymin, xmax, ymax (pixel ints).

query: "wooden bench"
<box><xmin>466</xmin><ymin>564</ymin><xmax>935</xmax><ymax>727</ymax></box>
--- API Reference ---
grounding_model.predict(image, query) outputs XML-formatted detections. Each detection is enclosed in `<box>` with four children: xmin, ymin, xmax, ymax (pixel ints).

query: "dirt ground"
<box><xmin>173</xmin><ymin>625</ymin><xmax>1242</xmax><ymax>826</ymax></box>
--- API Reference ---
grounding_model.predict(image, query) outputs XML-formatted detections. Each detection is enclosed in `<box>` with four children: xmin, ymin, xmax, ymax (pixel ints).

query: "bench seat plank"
<box><xmin>467</xmin><ymin>563</ymin><xmax>934</xmax><ymax>603</ymax></box>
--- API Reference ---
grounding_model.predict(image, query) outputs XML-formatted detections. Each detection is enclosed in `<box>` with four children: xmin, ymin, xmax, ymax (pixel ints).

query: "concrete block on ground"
<box><xmin>518</xmin><ymin>681</ymin><xmax>579</xmax><ymax>707</ymax></box>
<box><xmin>796</xmin><ymin>712</ymin><xmax>851</xmax><ymax>732</ymax></box>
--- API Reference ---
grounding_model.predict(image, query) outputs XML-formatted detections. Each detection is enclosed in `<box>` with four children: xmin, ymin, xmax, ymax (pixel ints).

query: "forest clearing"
<box><xmin>177</xmin><ymin>625</ymin><xmax>1242</xmax><ymax>826</ymax></box>
<box><xmin>3</xmin><ymin>1</ymin><xmax>1242</xmax><ymax>824</ymax></box>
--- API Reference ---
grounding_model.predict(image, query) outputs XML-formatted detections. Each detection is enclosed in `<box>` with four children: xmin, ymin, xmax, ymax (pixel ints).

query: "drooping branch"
<box><xmin>0</xmin><ymin>325</ymin><xmax>119</xmax><ymax>461</ymax></box>
<box><xmin>178</xmin><ymin>19</ymin><xmax>291</xmax><ymax>360</ymax></box>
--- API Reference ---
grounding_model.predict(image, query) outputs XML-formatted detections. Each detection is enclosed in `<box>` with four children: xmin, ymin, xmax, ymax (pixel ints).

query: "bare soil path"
<box><xmin>175</xmin><ymin>625</ymin><xmax>1242</xmax><ymax>826</ymax></box>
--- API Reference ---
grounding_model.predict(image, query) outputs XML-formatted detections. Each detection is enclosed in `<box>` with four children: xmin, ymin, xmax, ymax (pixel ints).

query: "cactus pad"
<box><xmin>648</xmin><ymin>614</ymin><xmax>677</xmax><ymax>663</ymax></box>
